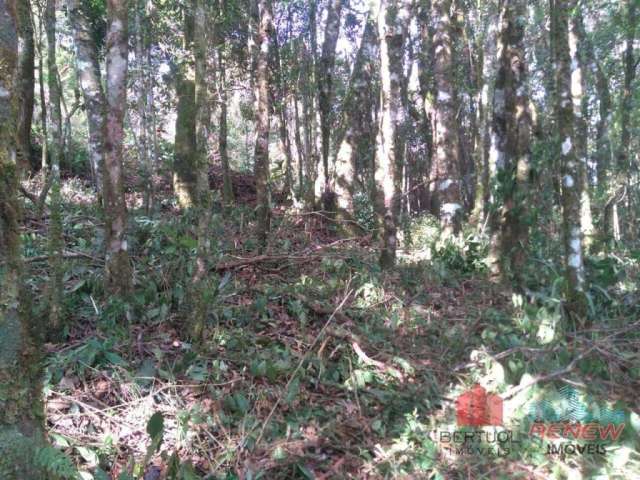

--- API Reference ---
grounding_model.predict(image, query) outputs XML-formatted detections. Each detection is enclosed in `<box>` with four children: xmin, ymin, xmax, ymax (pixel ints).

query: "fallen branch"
<box><xmin>214</xmin><ymin>254</ymin><xmax>321</xmax><ymax>271</ymax></box>
<box><xmin>503</xmin><ymin>345</ymin><xmax>597</xmax><ymax>399</ymax></box>
<box><xmin>25</xmin><ymin>250</ymin><xmax>99</xmax><ymax>263</ymax></box>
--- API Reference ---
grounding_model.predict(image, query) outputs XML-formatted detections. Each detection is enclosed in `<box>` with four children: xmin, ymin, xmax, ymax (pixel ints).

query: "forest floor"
<box><xmin>21</xmin><ymin>173</ymin><xmax>640</xmax><ymax>480</ymax></box>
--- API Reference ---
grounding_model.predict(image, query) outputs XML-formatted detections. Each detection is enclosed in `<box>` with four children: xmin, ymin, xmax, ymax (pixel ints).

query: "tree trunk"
<box><xmin>430</xmin><ymin>0</ymin><xmax>463</xmax><ymax>235</ymax></box>
<box><xmin>333</xmin><ymin>4</ymin><xmax>379</xmax><ymax>233</ymax></box>
<box><xmin>104</xmin><ymin>0</ymin><xmax>132</xmax><ymax>296</ymax></box>
<box><xmin>569</xmin><ymin>3</ymin><xmax>594</xmax><ymax>248</ymax></box>
<box><xmin>0</xmin><ymin>1</ymin><xmax>46</xmax><ymax>475</ymax></box>
<box><xmin>69</xmin><ymin>0</ymin><xmax>106</xmax><ymax>199</ymax></box>
<box><xmin>487</xmin><ymin>0</ymin><xmax>533</xmax><ymax>279</ymax></box>
<box><xmin>190</xmin><ymin>0</ymin><xmax>214</xmax><ymax>339</ymax></box>
<box><xmin>554</xmin><ymin>0</ymin><xmax>586</xmax><ymax>317</ymax></box>
<box><xmin>135</xmin><ymin>0</ymin><xmax>153</xmax><ymax>215</ymax></box>
<box><xmin>16</xmin><ymin>0</ymin><xmax>35</xmax><ymax>177</ymax></box>
<box><xmin>316</xmin><ymin>0</ymin><xmax>342</xmax><ymax>202</ymax></box>
<box><xmin>45</xmin><ymin>0</ymin><xmax>64</xmax><ymax>332</ymax></box>
<box><xmin>218</xmin><ymin>52</ymin><xmax>234</xmax><ymax>207</ymax></box>
<box><xmin>253</xmin><ymin>0</ymin><xmax>273</xmax><ymax>249</ymax></box>
<box><xmin>375</xmin><ymin>0</ymin><xmax>409</xmax><ymax>268</ymax></box>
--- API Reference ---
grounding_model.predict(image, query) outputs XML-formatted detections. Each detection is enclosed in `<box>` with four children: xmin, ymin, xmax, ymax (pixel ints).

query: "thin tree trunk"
<box><xmin>104</xmin><ymin>0</ymin><xmax>132</xmax><ymax>296</ymax></box>
<box><xmin>218</xmin><ymin>52</ymin><xmax>234</xmax><ymax>207</ymax></box>
<box><xmin>45</xmin><ymin>0</ymin><xmax>64</xmax><ymax>332</ymax></box>
<box><xmin>0</xmin><ymin>1</ymin><xmax>46</xmax><ymax>474</ymax></box>
<box><xmin>188</xmin><ymin>0</ymin><xmax>214</xmax><ymax>339</ymax></box>
<box><xmin>135</xmin><ymin>0</ymin><xmax>153</xmax><ymax>214</ymax></box>
<box><xmin>416</xmin><ymin>0</ymin><xmax>434</xmax><ymax>214</ymax></box>
<box><xmin>569</xmin><ymin>3</ymin><xmax>594</xmax><ymax>248</ymax></box>
<box><xmin>253</xmin><ymin>0</ymin><xmax>273</xmax><ymax>249</ymax></box>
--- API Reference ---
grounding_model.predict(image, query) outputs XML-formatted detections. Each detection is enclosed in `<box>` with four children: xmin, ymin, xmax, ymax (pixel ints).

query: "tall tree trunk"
<box><xmin>135</xmin><ymin>0</ymin><xmax>153</xmax><ymax>214</ymax></box>
<box><xmin>333</xmin><ymin>3</ymin><xmax>379</xmax><ymax>233</ymax></box>
<box><xmin>618</xmin><ymin>0</ymin><xmax>636</xmax><ymax>176</ymax></box>
<box><xmin>253</xmin><ymin>0</ymin><xmax>273</xmax><ymax>249</ymax></box>
<box><xmin>36</xmin><ymin>4</ymin><xmax>47</xmax><ymax>172</ymax></box>
<box><xmin>375</xmin><ymin>0</ymin><xmax>409</xmax><ymax>268</ymax></box>
<box><xmin>555</xmin><ymin>0</ymin><xmax>586</xmax><ymax>317</ymax></box>
<box><xmin>316</xmin><ymin>0</ymin><xmax>342</xmax><ymax>203</ymax></box>
<box><xmin>417</xmin><ymin>0</ymin><xmax>434</xmax><ymax>214</ymax></box>
<box><xmin>16</xmin><ymin>0</ymin><xmax>35</xmax><ymax>177</ymax></box>
<box><xmin>218</xmin><ymin>52</ymin><xmax>234</xmax><ymax>207</ymax></box>
<box><xmin>569</xmin><ymin>3</ymin><xmax>594</xmax><ymax>248</ymax></box>
<box><xmin>430</xmin><ymin>0</ymin><xmax>463</xmax><ymax>235</ymax></box>
<box><xmin>173</xmin><ymin>7</ymin><xmax>197</xmax><ymax>209</ymax></box>
<box><xmin>104</xmin><ymin>0</ymin><xmax>132</xmax><ymax>295</ymax></box>
<box><xmin>0</xmin><ymin>1</ymin><xmax>46</xmax><ymax>475</ymax></box>
<box><xmin>68</xmin><ymin>0</ymin><xmax>105</xmax><ymax>199</ymax></box>
<box><xmin>45</xmin><ymin>0</ymin><xmax>64</xmax><ymax>332</ymax></box>
<box><xmin>617</xmin><ymin>0</ymin><xmax>637</xmax><ymax>240</ymax></box>
<box><xmin>487</xmin><ymin>0</ymin><xmax>533</xmax><ymax>279</ymax></box>
<box><xmin>190</xmin><ymin>0</ymin><xmax>214</xmax><ymax>339</ymax></box>
<box><xmin>272</xmin><ymin>32</ymin><xmax>294</xmax><ymax>198</ymax></box>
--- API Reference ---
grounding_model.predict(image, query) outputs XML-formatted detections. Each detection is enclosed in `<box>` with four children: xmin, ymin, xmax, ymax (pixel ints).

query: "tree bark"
<box><xmin>190</xmin><ymin>0</ymin><xmax>214</xmax><ymax>339</ymax></box>
<box><xmin>316</xmin><ymin>0</ymin><xmax>343</xmax><ymax>201</ymax></box>
<box><xmin>554</xmin><ymin>0</ymin><xmax>586</xmax><ymax>317</ymax></box>
<box><xmin>134</xmin><ymin>0</ymin><xmax>153</xmax><ymax>214</ymax></box>
<box><xmin>218</xmin><ymin>52</ymin><xmax>234</xmax><ymax>207</ymax></box>
<box><xmin>333</xmin><ymin>3</ymin><xmax>379</xmax><ymax>233</ymax></box>
<box><xmin>487</xmin><ymin>0</ymin><xmax>533</xmax><ymax>279</ymax></box>
<box><xmin>375</xmin><ymin>0</ymin><xmax>409</xmax><ymax>268</ymax></box>
<box><xmin>569</xmin><ymin>2</ymin><xmax>594</xmax><ymax>248</ymax></box>
<box><xmin>16</xmin><ymin>0</ymin><xmax>35</xmax><ymax>176</ymax></box>
<box><xmin>68</xmin><ymin>0</ymin><xmax>106</xmax><ymax>199</ymax></box>
<box><xmin>0</xmin><ymin>1</ymin><xmax>46</xmax><ymax>475</ymax></box>
<box><xmin>45</xmin><ymin>0</ymin><xmax>64</xmax><ymax>331</ymax></box>
<box><xmin>430</xmin><ymin>0</ymin><xmax>463</xmax><ymax>235</ymax></box>
<box><xmin>104</xmin><ymin>0</ymin><xmax>132</xmax><ymax>295</ymax></box>
<box><xmin>253</xmin><ymin>0</ymin><xmax>273</xmax><ymax>249</ymax></box>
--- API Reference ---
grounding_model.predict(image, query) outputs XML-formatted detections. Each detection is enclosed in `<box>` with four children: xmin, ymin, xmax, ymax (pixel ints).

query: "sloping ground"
<box><xmin>19</xmin><ymin>177</ymin><xmax>640</xmax><ymax>479</ymax></box>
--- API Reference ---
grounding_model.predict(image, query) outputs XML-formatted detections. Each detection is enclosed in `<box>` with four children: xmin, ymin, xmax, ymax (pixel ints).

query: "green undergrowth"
<box><xmin>17</xmin><ymin>179</ymin><xmax>640</xmax><ymax>479</ymax></box>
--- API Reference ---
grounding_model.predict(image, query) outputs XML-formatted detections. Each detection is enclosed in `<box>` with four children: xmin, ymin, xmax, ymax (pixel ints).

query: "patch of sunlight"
<box><xmin>536</xmin><ymin>308</ymin><xmax>561</xmax><ymax>344</ymax></box>
<box><xmin>354</xmin><ymin>281</ymin><xmax>385</xmax><ymax>308</ymax></box>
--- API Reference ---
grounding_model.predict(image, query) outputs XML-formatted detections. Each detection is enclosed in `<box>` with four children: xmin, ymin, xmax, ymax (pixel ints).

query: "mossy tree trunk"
<box><xmin>617</xmin><ymin>0</ymin><xmax>636</xmax><ymax>240</ymax></box>
<box><xmin>487</xmin><ymin>0</ymin><xmax>532</xmax><ymax>279</ymax></box>
<box><xmin>416</xmin><ymin>0</ymin><xmax>434</xmax><ymax>214</ymax></box>
<box><xmin>333</xmin><ymin>3</ymin><xmax>379</xmax><ymax>234</ymax></box>
<box><xmin>315</xmin><ymin>0</ymin><xmax>342</xmax><ymax>205</ymax></box>
<box><xmin>190</xmin><ymin>0</ymin><xmax>214</xmax><ymax>339</ymax></box>
<box><xmin>218</xmin><ymin>52</ymin><xmax>234</xmax><ymax>207</ymax></box>
<box><xmin>16</xmin><ymin>0</ymin><xmax>35</xmax><ymax>177</ymax></box>
<box><xmin>0</xmin><ymin>1</ymin><xmax>46</xmax><ymax>476</ymax></box>
<box><xmin>45</xmin><ymin>0</ymin><xmax>64</xmax><ymax>332</ymax></box>
<box><xmin>374</xmin><ymin>0</ymin><xmax>409</xmax><ymax>268</ymax></box>
<box><xmin>429</xmin><ymin>0</ymin><xmax>463</xmax><ymax>235</ymax></box>
<box><xmin>253</xmin><ymin>0</ymin><xmax>273</xmax><ymax>249</ymax></box>
<box><xmin>69</xmin><ymin>0</ymin><xmax>106</xmax><ymax>199</ymax></box>
<box><xmin>569</xmin><ymin>2</ymin><xmax>594</xmax><ymax>248</ymax></box>
<box><xmin>554</xmin><ymin>0</ymin><xmax>587</xmax><ymax>318</ymax></box>
<box><xmin>104</xmin><ymin>0</ymin><xmax>132</xmax><ymax>295</ymax></box>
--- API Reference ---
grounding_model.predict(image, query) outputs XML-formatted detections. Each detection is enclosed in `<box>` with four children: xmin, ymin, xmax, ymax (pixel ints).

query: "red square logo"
<box><xmin>456</xmin><ymin>384</ymin><xmax>503</xmax><ymax>426</ymax></box>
